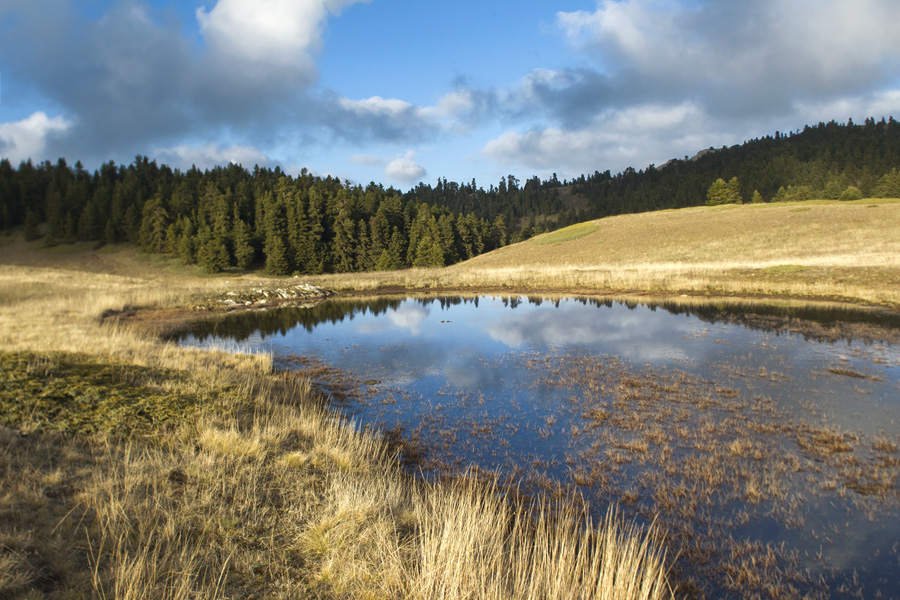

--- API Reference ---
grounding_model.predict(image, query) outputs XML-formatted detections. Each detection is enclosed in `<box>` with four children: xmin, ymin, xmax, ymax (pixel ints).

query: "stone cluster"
<box><xmin>194</xmin><ymin>283</ymin><xmax>333</xmax><ymax>310</ymax></box>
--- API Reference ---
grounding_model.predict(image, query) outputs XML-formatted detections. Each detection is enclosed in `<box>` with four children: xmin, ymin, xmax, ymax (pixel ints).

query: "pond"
<box><xmin>174</xmin><ymin>295</ymin><xmax>900</xmax><ymax>599</ymax></box>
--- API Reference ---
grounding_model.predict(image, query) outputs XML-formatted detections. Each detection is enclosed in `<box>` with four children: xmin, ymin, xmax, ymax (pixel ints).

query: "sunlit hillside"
<box><xmin>435</xmin><ymin>199</ymin><xmax>900</xmax><ymax>307</ymax></box>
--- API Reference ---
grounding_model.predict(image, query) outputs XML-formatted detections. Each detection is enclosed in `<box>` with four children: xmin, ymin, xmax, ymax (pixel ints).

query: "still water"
<box><xmin>176</xmin><ymin>296</ymin><xmax>900</xmax><ymax>598</ymax></box>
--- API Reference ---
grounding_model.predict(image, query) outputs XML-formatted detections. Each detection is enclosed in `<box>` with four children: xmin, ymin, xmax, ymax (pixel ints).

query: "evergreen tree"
<box><xmin>104</xmin><ymin>219</ymin><xmax>117</xmax><ymax>246</ymax></box>
<box><xmin>197</xmin><ymin>225</ymin><xmax>229</xmax><ymax>273</ymax></box>
<box><xmin>264</xmin><ymin>234</ymin><xmax>290</xmax><ymax>276</ymax></box>
<box><xmin>331</xmin><ymin>212</ymin><xmax>357</xmax><ymax>272</ymax></box>
<box><xmin>176</xmin><ymin>217</ymin><xmax>197</xmax><ymax>264</ymax></box>
<box><xmin>138</xmin><ymin>196</ymin><xmax>170</xmax><ymax>253</ymax></box>
<box><xmin>23</xmin><ymin>210</ymin><xmax>41</xmax><ymax>241</ymax></box>
<box><xmin>356</xmin><ymin>218</ymin><xmax>373</xmax><ymax>271</ymax></box>
<box><xmin>706</xmin><ymin>177</ymin><xmax>742</xmax><ymax>205</ymax></box>
<box><xmin>873</xmin><ymin>169</ymin><xmax>900</xmax><ymax>197</ymax></box>
<box><xmin>232</xmin><ymin>216</ymin><xmax>255</xmax><ymax>270</ymax></box>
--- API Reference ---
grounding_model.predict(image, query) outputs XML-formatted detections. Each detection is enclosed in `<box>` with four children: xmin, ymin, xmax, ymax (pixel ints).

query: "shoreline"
<box><xmin>120</xmin><ymin>283</ymin><xmax>900</xmax><ymax>346</ymax></box>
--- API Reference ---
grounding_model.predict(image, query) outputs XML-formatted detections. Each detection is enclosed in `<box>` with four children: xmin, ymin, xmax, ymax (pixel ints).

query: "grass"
<box><xmin>532</xmin><ymin>222</ymin><xmax>600</xmax><ymax>246</ymax></box>
<box><xmin>0</xmin><ymin>240</ymin><xmax>673</xmax><ymax>599</ymax></box>
<box><xmin>303</xmin><ymin>199</ymin><xmax>900</xmax><ymax>308</ymax></box>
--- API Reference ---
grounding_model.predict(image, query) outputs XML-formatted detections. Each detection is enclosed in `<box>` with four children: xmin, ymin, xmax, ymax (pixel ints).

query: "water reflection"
<box><xmin>176</xmin><ymin>295</ymin><xmax>900</xmax><ymax>598</ymax></box>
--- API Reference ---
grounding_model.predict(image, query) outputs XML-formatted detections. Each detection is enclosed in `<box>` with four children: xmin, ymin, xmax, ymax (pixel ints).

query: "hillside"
<box><xmin>442</xmin><ymin>199</ymin><xmax>900</xmax><ymax>307</ymax></box>
<box><xmin>290</xmin><ymin>199</ymin><xmax>900</xmax><ymax>309</ymax></box>
<box><xmin>462</xmin><ymin>199</ymin><xmax>898</xmax><ymax>269</ymax></box>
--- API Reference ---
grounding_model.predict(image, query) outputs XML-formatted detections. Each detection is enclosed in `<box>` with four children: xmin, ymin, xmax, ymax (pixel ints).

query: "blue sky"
<box><xmin>2</xmin><ymin>0</ymin><xmax>900</xmax><ymax>190</ymax></box>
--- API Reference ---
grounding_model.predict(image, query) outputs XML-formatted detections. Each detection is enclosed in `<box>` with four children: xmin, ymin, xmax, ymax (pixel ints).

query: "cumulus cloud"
<box><xmin>484</xmin><ymin>102</ymin><xmax>724</xmax><ymax>173</ymax></box>
<box><xmin>197</xmin><ymin>0</ymin><xmax>364</xmax><ymax>73</ymax></box>
<box><xmin>339</xmin><ymin>96</ymin><xmax>415</xmax><ymax>117</ymax></box>
<box><xmin>556</xmin><ymin>0</ymin><xmax>900</xmax><ymax>118</ymax></box>
<box><xmin>385</xmin><ymin>151</ymin><xmax>427</xmax><ymax>183</ymax></box>
<box><xmin>154</xmin><ymin>143</ymin><xmax>271</xmax><ymax>171</ymax></box>
<box><xmin>0</xmin><ymin>0</ymin><xmax>375</xmax><ymax>165</ymax></box>
<box><xmin>479</xmin><ymin>0</ymin><xmax>900</xmax><ymax>175</ymax></box>
<box><xmin>0</xmin><ymin>112</ymin><xmax>73</xmax><ymax>164</ymax></box>
<box><xmin>327</xmin><ymin>88</ymin><xmax>495</xmax><ymax>144</ymax></box>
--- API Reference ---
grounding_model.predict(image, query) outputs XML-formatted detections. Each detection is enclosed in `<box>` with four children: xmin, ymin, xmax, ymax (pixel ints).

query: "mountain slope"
<box><xmin>445</xmin><ymin>199</ymin><xmax>900</xmax><ymax>307</ymax></box>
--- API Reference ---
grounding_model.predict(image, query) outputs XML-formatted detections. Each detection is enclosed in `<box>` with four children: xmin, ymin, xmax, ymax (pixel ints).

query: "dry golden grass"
<box><xmin>304</xmin><ymin>199</ymin><xmax>900</xmax><ymax>307</ymax></box>
<box><xmin>0</xmin><ymin>238</ymin><xmax>673</xmax><ymax>599</ymax></box>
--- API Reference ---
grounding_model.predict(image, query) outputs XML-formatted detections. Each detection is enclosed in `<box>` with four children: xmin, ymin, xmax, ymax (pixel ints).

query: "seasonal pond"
<box><xmin>173</xmin><ymin>295</ymin><xmax>900</xmax><ymax>599</ymax></box>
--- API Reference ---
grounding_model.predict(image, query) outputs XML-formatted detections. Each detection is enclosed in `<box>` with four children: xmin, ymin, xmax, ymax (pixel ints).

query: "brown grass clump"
<box><xmin>0</xmin><ymin>244</ymin><xmax>673</xmax><ymax>599</ymax></box>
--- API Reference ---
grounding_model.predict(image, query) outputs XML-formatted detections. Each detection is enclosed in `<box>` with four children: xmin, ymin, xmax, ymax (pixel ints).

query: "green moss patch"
<box><xmin>0</xmin><ymin>352</ymin><xmax>200</xmax><ymax>436</ymax></box>
<box><xmin>761</xmin><ymin>264</ymin><xmax>808</xmax><ymax>275</ymax></box>
<box><xmin>532</xmin><ymin>222</ymin><xmax>599</xmax><ymax>246</ymax></box>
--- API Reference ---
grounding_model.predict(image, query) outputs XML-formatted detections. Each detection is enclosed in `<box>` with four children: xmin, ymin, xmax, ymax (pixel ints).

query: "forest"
<box><xmin>1</xmin><ymin>118</ymin><xmax>900</xmax><ymax>275</ymax></box>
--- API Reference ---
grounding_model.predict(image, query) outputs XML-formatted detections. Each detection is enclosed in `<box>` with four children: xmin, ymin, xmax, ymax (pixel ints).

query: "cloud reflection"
<box><xmin>358</xmin><ymin>302</ymin><xmax>431</xmax><ymax>336</ymax></box>
<box><xmin>486</xmin><ymin>303</ymin><xmax>693</xmax><ymax>363</ymax></box>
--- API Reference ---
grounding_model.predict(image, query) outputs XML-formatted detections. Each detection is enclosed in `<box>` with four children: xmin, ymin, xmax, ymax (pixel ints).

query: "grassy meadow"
<box><xmin>305</xmin><ymin>199</ymin><xmax>900</xmax><ymax>309</ymax></box>
<box><xmin>0</xmin><ymin>234</ymin><xmax>671</xmax><ymax>598</ymax></box>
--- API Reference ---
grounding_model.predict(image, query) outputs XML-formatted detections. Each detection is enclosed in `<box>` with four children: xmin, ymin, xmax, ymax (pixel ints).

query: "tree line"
<box><xmin>1</xmin><ymin>117</ymin><xmax>899</xmax><ymax>274</ymax></box>
<box><xmin>0</xmin><ymin>159</ymin><xmax>509</xmax><ymax>274</ymax></box>
<box><xmin>567</xmin><ymin>117</ymin><xmax>900</xmax><ymax>217</ymax></box>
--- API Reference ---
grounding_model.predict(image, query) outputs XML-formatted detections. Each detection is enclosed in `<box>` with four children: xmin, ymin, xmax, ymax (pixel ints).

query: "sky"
<box><xmin>1</xmin><ymin>0</ymin><xmax>900</xmax><ymax>190</ymax></box>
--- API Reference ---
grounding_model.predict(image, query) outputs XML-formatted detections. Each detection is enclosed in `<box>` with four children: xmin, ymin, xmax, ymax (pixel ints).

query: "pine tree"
<box><xmin>356</xmin><ymin>218</ymin><xmax>373</xmax><ymax>271</ymax></box>
<box><xmin>197</xmin><ymin>225</ymin><xmax>229</xmax><ymax>273</ymax></box>
<box><xmin>138</xmin><ymin>196</ymin><xmax>170</xmax><ymax>253</ymax></box>
<box><xmin>706</xmin><ymin>177</ymin><xmax>742</xmax><ymax>205</ymax></box>
<box><xmin>331</xmin><ymin>214</ymin><xmax>357</xmax><ymax>272</ymax></box>
<box><xmin>232</xmin><ymin>217</ymin><xmax>255</xmax><ymax>270</ymax></box>
<box><xmin>23</xmin><ymin>210</ymin><xmax>40</xmax><ymax>241</ymax></box>
<box><xmin>262</xmin><ymin>191</ymin><xmax>292</xmax><ymax>275</ymax></box>
<box><xmin>176</xmin><ymin>217</ymin><xmax>197</xmax><ymax>264</ymax></box>
<box><xmin>104</xmin><ymin>218</ymin><xmax>117</xmax><ymax>246</ymax></box>
<box><xmin>264</xmin><ymin>234</ymin><xmax>290</xmax><ymax>276</ymax></box>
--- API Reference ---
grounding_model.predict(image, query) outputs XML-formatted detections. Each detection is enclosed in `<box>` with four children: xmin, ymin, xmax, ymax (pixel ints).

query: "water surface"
<box><xmin>176</xmin><ymin>296</ymin><xmax>900</xmax><ymax>599</ymax></box>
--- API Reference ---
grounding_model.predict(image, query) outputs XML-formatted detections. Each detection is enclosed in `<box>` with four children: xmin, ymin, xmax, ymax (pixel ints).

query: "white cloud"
<box><xmin>421</xmin><ymin>89</ymin><xmax>475</xmax><ymax>119</ymax></box>
<box><xmin>338</xmin><ymin>95</ymin><xmax>415</xmax><ymax>117</ymax></box>
<box><xmin>387</xmin><ymin>303</ymin><xmax>430</xmax><ymax>335</ymax></box>
<box><xmin>793</xmin><ymin>90</ymin><xmax>900</xmax><ymax>124</ymax></box>
<box><xmin>483</xmin><ymin>102</ymin><xmax>716</xmax><ymax>173</ymax></box>
<box><xmin>385</xmin><ymin>150</ymin><xmax>426</xmax><ymax>182</ymax></box>
<box><xmin>557</xmin><ymin>0</ymin><xmax>900</xmax><ymax>101</ymax></box>
<box><xmin>154</xmin><ymin>142</ymin><xmax>270</xmax><ymax>171</ymax></box>
<box><xmin>197</xmin><ymin>0</ymin><xmax>368</xmax><ymax>77</ymax></box>
<box><xmin>0</xmin><ymin>112</ymin><xmax>72</xmax><ymax>164</ymax></box>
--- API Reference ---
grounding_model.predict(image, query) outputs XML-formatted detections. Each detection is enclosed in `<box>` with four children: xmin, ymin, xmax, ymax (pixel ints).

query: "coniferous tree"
<box><xmin>331</xmin><ymin>212</ymin><xmax>357</xmax><ymax>273</ymax></box>
<box><xmin>138</xmin><ymin>195</ymin><xmax>170</xmax><ymax>253</ymax></box>
<box><xmin>176</xmin><ymin>217</ymin><xmax>197</xmax><ymax>264</ymax></box>
<box><xmin>232</xmin><ymin>216</ymin><xmax>255</xmax><ymax>270</ymax></box>
<box><xmin>23</xmin><ymin>210</ymin><xmax>41</xmax><ymax>241</ymax></box>
<box><xmin>356</xmin><ymin>218</ymin><xmax>373</xmax><ymax>271</ymax></box>
<box><xmin>264</xmin><ymin>234</ymin><xmax>290</xmax><ymax>276</ymax></box>
<box><xmin>196</xmin><ymin>224</ymin><xmax>229</xmax><ymax>273</ymax></box>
